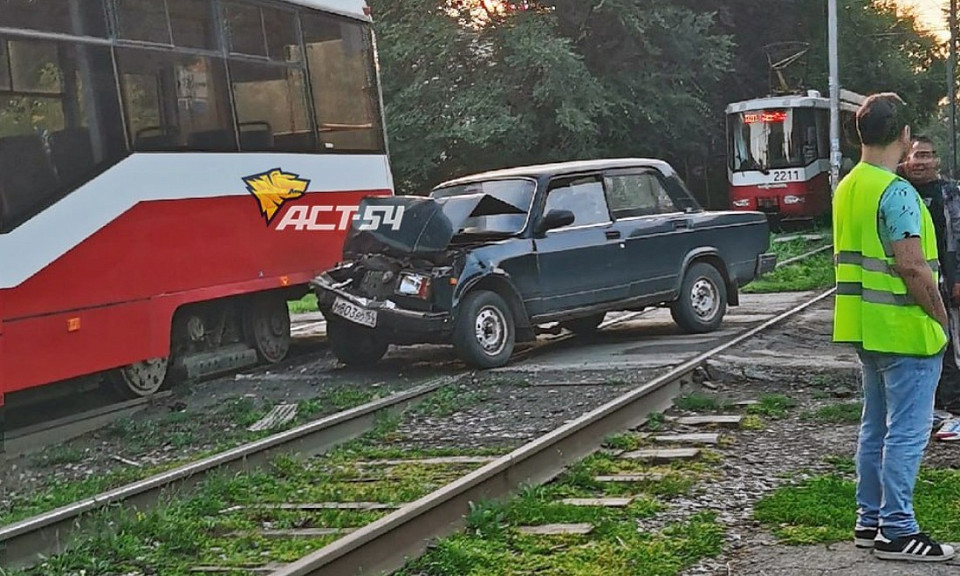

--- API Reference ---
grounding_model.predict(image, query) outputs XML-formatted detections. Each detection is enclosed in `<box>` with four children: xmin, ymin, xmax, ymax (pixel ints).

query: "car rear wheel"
<box><xmin>560</xmin><ymin>313</ymin><xmax>605</xmax><ymax>335</ymax></box>
<box><xmin>670</xmin><ymin>262</ymin><xmax>727</xmax><ymax>333</ymax></box>
<box><xmin>454</xmin><ymin>290</ymin><xmax>515</xmax><ymax>369</ymax></box>
<box><xmin>326</xmin><ymin>317</ymin><xmax>388</xmax><ymax>366</ymax></box>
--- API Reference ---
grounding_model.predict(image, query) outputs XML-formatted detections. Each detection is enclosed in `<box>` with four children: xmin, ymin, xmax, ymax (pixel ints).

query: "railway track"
<box><xmin>1</xmin><ymin>242</ymin><xmax>832</xmax><ymax>573</ymax></box>
<box><xmin>269</xmin><ymin>288</ymin><xmax>836</xmax><ymax>576</ymax></box>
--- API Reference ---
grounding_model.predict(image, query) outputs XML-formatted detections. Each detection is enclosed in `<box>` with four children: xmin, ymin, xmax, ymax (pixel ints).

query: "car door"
<box><xmin>528</xmin><ymin>174</ymin><xmax>629</xmax><ymax>317</ymax></box>
<box><xmin>602</xmin><ymin>168</ymin><xmax>692</xmax><ymax>298</ymax></box>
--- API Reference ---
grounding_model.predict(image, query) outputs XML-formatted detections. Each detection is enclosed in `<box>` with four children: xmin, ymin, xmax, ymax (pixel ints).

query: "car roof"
<box><xmin>433</xmin><ymin>158</ymin><xmax>674</xmax><ymax>188</ymax></box>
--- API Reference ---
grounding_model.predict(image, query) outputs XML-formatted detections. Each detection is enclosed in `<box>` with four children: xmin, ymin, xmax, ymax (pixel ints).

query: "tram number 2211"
<box><xmin>772</xmin><ymin>169</ymin><xmax>802</xmax><ymax>183</ymax></box>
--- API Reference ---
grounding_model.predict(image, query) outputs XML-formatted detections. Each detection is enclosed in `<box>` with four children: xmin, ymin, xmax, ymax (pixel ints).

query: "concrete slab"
<box><xmin>354</xmin><ymin>456</ymin><xmax>499</xmax><ymax>466</ymax></box>
<box><xmin>517</xmin><ymin>523</ymin><xmax>595</xmax><ymax>535</ymax></box>
<box><xmin>594</xmin><ymin>474</ymin><xmax>665</xmax><ymax>483</ymax></box>
<box><xmin>560</xmin><ymin>497</ymin><xmax>634</xmax><ymax>507</ymax></box>
<box><xmin>650</xmin><ymin>433</ymin><xmax>720</xmax><ymax>445</ymax></box>
<box><xmin>621</xmin><ymin>448</ymin><xmax>700</xmax><ymax>461</ymax></box>
<box><xmin>673</xmin><ymin>415</ymin><xmax>743</xmax><ymax>427</ymax></box>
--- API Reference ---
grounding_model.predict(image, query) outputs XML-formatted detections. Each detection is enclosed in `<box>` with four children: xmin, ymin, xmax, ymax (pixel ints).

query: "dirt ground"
<box><xmin>675</xmin><ymin>296</ymin><xmax>960</xmax><ymax>575</ymax></box>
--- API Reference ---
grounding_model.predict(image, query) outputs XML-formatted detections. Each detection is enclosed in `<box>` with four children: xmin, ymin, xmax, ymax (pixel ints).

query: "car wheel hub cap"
<box><xmin>475</xmin><ymin>307</ymin><xmax>507</xmax><ymax>355</ymax></box>
<box><xmin>691</xmin><ymin>278</ymin><xmax>719</xmax><ymax>319</ymax></box>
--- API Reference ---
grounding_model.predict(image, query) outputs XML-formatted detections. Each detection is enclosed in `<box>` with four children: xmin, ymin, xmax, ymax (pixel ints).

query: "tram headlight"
<box><xmin>783</xmin><ymin>195</ymin><xmax>804</xmax><ymax>205</ymax></box>
<box><xmin>732</xmin><ymin>199</ymin><xmax>750</xmax><ymax>207</ymax></box>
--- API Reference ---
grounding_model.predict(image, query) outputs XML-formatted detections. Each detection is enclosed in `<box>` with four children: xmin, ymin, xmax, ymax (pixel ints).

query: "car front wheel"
<box><xmin>453</xmin><ymin>290</ymin><xmax>516</xmax><ymax>369</ymax></box>
<box><xmin>326</xmin><ymin>317</ymin><xmax>388</xmax><ymax>366</ymax></box>
<box><xmin>670</xmin><ymin>262</ymin><xmax>727</xmax><ymax>333</ymax></box>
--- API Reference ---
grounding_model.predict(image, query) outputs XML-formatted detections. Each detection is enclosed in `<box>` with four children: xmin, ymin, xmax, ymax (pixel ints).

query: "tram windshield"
<box><xmin>727</xmin><ymin>107</ymin><xmax>828</xmax><ymax>172</ymax></box>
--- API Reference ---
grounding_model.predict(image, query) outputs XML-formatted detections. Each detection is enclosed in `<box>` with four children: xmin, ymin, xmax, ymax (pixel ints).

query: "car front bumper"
<box><xmin>310</xmin><ymin>273</ymin><xmax>452</xmax><ymax>338</ymax></box>
<box><xmin>756</xmin><ymin>252</ymin><xmax>778</xmax><ymax>276</ymax></box>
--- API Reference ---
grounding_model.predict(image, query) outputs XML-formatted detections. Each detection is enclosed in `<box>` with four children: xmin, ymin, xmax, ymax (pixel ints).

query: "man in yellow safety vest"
<box><xmin>833</xmin><ymin>92</ymin><xmax>955</xmax><ymax>562</ymax></box>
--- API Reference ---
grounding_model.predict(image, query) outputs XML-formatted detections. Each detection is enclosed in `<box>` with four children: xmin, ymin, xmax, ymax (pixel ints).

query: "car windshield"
<box><xmin>430</xmin><ymin>178</ymin><xmax>535</xmax><ymax>235</ymax></box>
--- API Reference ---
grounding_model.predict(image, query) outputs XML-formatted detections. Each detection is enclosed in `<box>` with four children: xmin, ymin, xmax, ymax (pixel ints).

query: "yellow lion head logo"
<box><xmin>244</xmin><ymin>169</ymin><xmax>310</xmax><ymax>225</ymax></box>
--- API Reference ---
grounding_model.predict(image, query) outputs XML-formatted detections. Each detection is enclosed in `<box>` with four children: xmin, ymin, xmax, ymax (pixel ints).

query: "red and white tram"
<box><xmin>725</xmin><ymin>89</ymin><xmax>863</xmax><ymax>228</ymax></box>
<box><xmin>0</xmin><ymin>0</ymin><xmax>392</xmax><ymax>404</ymax></box>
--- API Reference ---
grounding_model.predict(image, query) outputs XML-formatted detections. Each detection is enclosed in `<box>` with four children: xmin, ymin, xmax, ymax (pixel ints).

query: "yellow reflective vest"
<box><xmin>833</xmin><ymin>161</ymin><xmax>947</xmax><ymax>356</ymax></box>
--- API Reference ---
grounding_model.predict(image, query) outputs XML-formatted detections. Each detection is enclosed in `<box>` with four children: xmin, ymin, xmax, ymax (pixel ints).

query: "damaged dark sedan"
<box><xmin>310</xmin><ymin>159</ymin><xmax>777</xmax><ymax>369</ymax></box>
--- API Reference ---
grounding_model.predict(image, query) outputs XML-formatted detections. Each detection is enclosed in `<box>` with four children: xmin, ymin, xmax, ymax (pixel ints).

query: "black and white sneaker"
<box><xmin>874</xmin><ymin>531</ymin><xmax>956</xmax><ymax>562</ymax></box>
<box><xmin>854</xmin><ymin>525</ymin><xmax>877</xmax><ymax>548</ymax></box>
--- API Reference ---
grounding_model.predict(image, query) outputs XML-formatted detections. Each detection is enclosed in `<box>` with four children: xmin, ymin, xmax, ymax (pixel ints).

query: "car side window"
<box><xmin>543</xmin><ymin>176</ymin><xmax>610</xmax><ymax>229</ymax></box>
<box><xmin>604</xmin><ymin>172</ymin><xmax>680</xmax><ymax>218</ymax></box>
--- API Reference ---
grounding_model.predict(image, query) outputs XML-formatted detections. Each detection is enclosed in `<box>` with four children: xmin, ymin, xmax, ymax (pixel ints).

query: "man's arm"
<box><xmin>891</xmin><ymin>236</ymin><xmax>949</xmax><ymax>329</ymax></box>
<box><xmin>946</xmin><ymin>182</ymin><xmax>960</xmax><ymax>277</ymax></box>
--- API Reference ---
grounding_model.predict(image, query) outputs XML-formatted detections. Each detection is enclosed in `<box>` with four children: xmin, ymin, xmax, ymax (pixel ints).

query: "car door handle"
<box><xmin>605</xmin><ymin>230</ymin><xmax>621</xmax><ymax>240</ymax></box>
<box><xmin>671</xmin><ymin>219</ymin><xmax>690</xmax><ymax>229</ymax></box>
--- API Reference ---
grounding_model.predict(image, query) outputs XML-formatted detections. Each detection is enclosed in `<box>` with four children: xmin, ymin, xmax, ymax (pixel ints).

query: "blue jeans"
<box><xmin>855</xmin><ymin>349</ymin><xmax>943</xmax><ymax>538</ymax></box>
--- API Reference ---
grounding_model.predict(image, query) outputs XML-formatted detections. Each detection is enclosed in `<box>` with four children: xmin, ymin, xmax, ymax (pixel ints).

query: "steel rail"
<box><xmin>270</xmin><ymin>287</ymin><xmax>837</xmax><ymax>576</ymax></box>
<box><xmin>776</xmin><ymin>243</ymin><xmax>833</xmax><ymax>268</ymax></box>
<box><xmin>1</xmin><ymin>246</ymin><xmax>830</xmax><ymax>572</ymax></box>
<box><xmin>4</xmin><ymin>392</ymin><xmax>173</xmax><ymax>459</ymax></box>
<box><xmin>0</xmin><ymin>375</ymin><xmax>463</xmax><ymax>570</ymax></box>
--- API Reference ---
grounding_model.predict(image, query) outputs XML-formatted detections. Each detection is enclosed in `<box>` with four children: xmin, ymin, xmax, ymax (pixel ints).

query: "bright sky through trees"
<box><xmin>895</xmin><ymin>0</ymin><xmax>949</xmax><ymax>39</ymax></box>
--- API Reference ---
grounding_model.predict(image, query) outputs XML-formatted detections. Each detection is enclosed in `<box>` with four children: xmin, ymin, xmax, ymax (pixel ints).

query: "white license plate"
<box><xmin>331</xmin><ymin>297</ymin><xmax>378</xmax><ymax>328</ymax></box>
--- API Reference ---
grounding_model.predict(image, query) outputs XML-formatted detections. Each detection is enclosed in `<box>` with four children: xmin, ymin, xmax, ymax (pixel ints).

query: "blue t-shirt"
<box><xmin>878</xmin><ymin>178</ymin><xmax>922</xmax><ymax>252</ymax></box>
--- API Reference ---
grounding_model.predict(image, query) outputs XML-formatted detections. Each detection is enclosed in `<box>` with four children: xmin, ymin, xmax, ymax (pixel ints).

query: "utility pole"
<box><xmin>828</xmin><ymin>0</ymin><xmax>841</xmax><ymax>193</ymax></box>
<box><xmin>950</xmin><ymin>0</ymin><xmax>957</xmax><ymax>179</ymax></box>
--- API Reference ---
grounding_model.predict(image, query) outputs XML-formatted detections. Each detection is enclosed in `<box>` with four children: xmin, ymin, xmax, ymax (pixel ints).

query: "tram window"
<box><xmin>8</xmin><ymin>41</ymin><xmax>62</xmax><ymax>94</ymax></box>
<box><xmin>229</xmin><ymin>60</ymin><xmax>314</xmax><ymax>152</ymax></box>
<box><xmin>0</xmin><ymin>0</ymin><xmax>109</xmax><ymax>38</ymax></box>
<box><xmin>263</xmin><ymin>7</ymin><xmax>300</xmax><ymax>63</ymax></box>
<box><xmin>223</xmin><ymin>1</ymin><xmax>267</xmax><ymax>57</ymax></box>
<box><xmin>116</xmin><ymin>0</ymin><xmax>172</xmax><ymax>45</ymax></box>
<box><xmin>116</xmin><ymin>48</ymin><xmax>237</xmax><ymax>152</ymax></box>
<box><xmin>116</xmin><ymin>0</ymin><xmax>218</xmax><ymax>50</ymax></box>
<box><xmin>0</xmin><ymin>38</ymin><xmax>126</xmax><ymax>233</ymax></box>
<box><xmin>169</xmin><ymin>0</ymin><xmax>219</xmax><ymax>51</ymax></box>
<box><xmin>301</xmin><ymin>13</ymin><xmax>385</xmax><ymax>153</ymax></box>
<box><xmin>0</xmin><ymin>45</ymin><xmax>9</xmax><ymax>91</ymax></box>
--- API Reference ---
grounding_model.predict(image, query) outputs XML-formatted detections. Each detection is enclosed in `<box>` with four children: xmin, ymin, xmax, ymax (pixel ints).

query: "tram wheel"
<box><xmin>106</xmin><ymin>357</ymin><xmax>170</xmax><ymax>399</ymax></box>
<box><xmin>243</xmin><ymin>294</ymin><xmax>292</xmax><ymax>364</ymax></box>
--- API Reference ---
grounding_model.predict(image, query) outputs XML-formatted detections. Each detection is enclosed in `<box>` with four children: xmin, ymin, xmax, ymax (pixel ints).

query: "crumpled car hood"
<box><xmin>343</xmin><ymin>193</ymin><xmax>524</xmax><ymax>257</ymax></box>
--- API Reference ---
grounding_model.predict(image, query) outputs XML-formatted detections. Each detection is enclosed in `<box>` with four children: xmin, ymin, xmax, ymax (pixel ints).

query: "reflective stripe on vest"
<box><xmin>832</xmin><ymin>161</ymin><xmax>947</xmax><ymax>356</ymax></box>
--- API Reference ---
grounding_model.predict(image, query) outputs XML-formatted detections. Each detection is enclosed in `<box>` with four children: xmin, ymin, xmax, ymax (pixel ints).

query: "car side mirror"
<box><xmin>536</xmin><ymin>209</ymin><xmax>575</xmax><ymax>235</ymax></box>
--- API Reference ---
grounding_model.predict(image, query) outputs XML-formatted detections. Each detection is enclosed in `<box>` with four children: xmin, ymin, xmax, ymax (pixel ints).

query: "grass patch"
<box><xmin>754</xmin><ymin>468</ymin><xmax>960</xmax><ymax>545</ymax></box>
<box><xmin>674</xmin><ymin>393</ymin><xmax>732</xmax><ymax>413</ymax></box>
<box><xmin>394</xmin><ymin>454</ymin><xmax>723</xmax><ymax>575</ymax></box>
<box><xmin>8</xmin><ymin>436</ymin><xmax>500</xmax><ymax>575</ymax></box>
<box><xmin>746</xmin><ymin>394</ymin><xmax>796</xmax><ymax>420</ymax></box>
<box><xmin>288</xmin><ymin>293</ymin><xmax>318</xmax><ymax>314</ymax></box>
<box><xmin>801</xmin><ymin>402</ymin><xmax>862</xmax><ymax>424</ymax></box>
<box><xmin>396</xmin><ymin>505</ymin><xmax>723</xmax><ymax>576</ymax></box>
<box><xmin>31</xmin><ymin>445</ymin><xmax>86</xmax><ymax>467</ymax></box>
<box><xmin>743</xmin><ymin>251</ymin><xmax>834</xmax><ymax>293</ymax></box>
<box><xmin>415</xmin><ymin>385</ymin><xmax>488</xmax><ymax>418</ymax></box>
<box><xmin>2</xmin><ymin>388</ymin><xmax>407</xmax><ymax>526</ymax></box>
<box><xmin>743</xmin><ymin>234</ymin><xmax>834</xmax><ymax>294</ymax></box>
<box><xmin>603</xmin><ymin>433</ymin><xmax>644</xmax><ymax>452</ymax></box>
<box><xmin>739</xmin><ymin>414</ymin><xmax>765</xmax><ymax>430</ymax></box>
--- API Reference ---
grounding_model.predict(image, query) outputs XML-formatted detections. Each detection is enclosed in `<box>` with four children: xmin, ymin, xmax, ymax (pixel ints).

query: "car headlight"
<box><xmin>396</xmin><ymin>272</ymin><xmax>432</xmax><ymax>299</ymax></box>
<box><xmin>783</xmin><ymin>195</ymin><xmax>804</xmax><ymax>204</ymax></box>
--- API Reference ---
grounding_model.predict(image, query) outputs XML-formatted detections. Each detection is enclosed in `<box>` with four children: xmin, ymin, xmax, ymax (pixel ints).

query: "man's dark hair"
<box><xmin>912</xmin><ymin>135</ymin><xmax>936</xmax><ymax>149</ymax></box>
<box><xmin>857</xmin><ymin>92</ymin><xmax>908</xmax><ymax>146</ymax></box>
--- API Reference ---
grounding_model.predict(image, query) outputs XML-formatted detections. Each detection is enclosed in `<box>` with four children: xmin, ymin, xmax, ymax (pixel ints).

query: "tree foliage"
<box><xmin>370</xmin><ymin>0</ymin><xmax>948</xmax><ymax>203</ymax></box>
